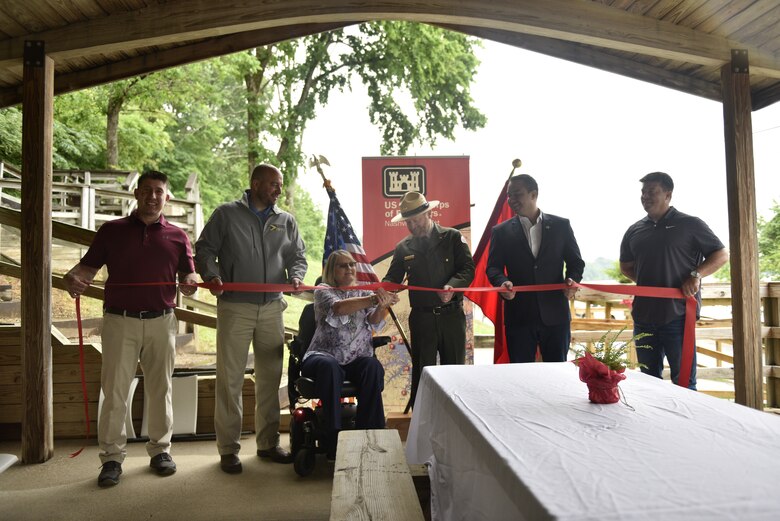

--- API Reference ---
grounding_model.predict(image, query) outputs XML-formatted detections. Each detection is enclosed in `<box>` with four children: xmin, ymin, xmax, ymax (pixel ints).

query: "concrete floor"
<box><xmin>0</xmin><ymin>433</ymin><xmax>334</xmax><ymax>521</ymax></box>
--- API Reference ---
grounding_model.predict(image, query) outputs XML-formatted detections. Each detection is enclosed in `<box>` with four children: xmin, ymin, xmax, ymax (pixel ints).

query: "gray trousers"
<box><xmin>215</xmin><ymin>299</ymin><xmax>286</xmax><ymax>455</ymax></box>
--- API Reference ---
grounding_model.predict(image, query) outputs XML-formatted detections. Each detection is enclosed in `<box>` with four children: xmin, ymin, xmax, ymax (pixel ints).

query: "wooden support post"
<box><xmin>720</xmin><ymin>50</ymin><xmax>763</xmax><ymax>410</ymax></box>
<box><xmin>715</xmin><ymin>340</ymin><xmax>723</xmax><ymax>368</ymax></box>
<box><xmin>21</xmin><ymin>40</ymin><xmax>54</xmax><ymax>462</ymax></box>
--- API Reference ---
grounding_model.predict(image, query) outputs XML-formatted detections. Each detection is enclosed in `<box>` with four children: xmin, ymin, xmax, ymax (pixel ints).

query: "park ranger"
<box><xmin>383</xmin><ymin>192</ymin><xmax>475</xmax><ymax>408</ymax></box>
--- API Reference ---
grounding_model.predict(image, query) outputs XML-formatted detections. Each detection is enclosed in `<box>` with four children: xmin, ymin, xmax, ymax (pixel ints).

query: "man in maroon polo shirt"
<box><xmin>64</xmin><ymin>171</ymin><xmax>198</xmax><ymax>488</ymax></box>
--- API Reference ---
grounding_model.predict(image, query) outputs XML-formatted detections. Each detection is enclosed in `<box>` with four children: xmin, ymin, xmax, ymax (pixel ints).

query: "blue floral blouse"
<box><xmin>303</xmin><ymin>284</ymin><xmax>385</xmax><ymax>365</ymax></box>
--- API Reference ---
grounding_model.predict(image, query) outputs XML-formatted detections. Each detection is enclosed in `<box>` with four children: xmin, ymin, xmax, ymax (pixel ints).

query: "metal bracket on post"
<box><xmin>23</xmin><ymin>40</ymin><xmax>45</xmax><ymax>68</ymax></box>
<box><xmin>731</xmin><ymin>49</ymin><xmax>749</xmax><ymax>74</ymax></box>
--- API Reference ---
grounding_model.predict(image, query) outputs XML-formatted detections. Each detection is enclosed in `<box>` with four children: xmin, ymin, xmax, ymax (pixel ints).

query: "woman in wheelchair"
<box><xmin>301</xmin><ymin>250</ymin><xmax>399</xmax><ymax>458</ymax></box>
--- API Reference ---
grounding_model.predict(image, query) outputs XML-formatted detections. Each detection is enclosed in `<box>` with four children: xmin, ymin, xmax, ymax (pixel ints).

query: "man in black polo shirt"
<box><xmin>383</xmin><ymin>192</ymin><xmax>475</xmax><ymax>407</ymax></box>
<box><xmin>64</xmin><ymin>171</ymin><xmax>198</xmax><ymax>487</ymax></box>
<box><xmin>620</xmin><ymin>172</ymin><xmax>728</xmax><ymax>389</ymax></box>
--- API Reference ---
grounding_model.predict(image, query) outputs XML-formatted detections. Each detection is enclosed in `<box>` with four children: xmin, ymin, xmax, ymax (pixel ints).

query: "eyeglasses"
<box><xmin>336</xmin><ymin>262</ymin><xmax>357</xmax><ymax>269</ymax></box>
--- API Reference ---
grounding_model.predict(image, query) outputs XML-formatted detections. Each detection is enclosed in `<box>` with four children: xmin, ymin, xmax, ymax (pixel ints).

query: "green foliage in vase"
<box><xmin>572</xmin><ymin>328</ymin><xmax>652</xmax><ymax>371</ymax></box>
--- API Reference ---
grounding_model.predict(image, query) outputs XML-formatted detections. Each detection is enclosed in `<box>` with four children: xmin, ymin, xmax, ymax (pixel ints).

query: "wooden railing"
<box><xmin>0</xmin><ymin>205</ymin><xmax>310</xmax><ymax>339</ymax></box>
<box><xmin>0</xmin><ymin>161</ymin><xmax>203</xmax><ymax>240</ymax></box>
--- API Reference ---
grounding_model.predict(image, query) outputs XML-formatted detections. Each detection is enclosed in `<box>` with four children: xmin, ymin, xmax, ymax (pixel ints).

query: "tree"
<box><xmin>0</xmin><ymin>107</ymin><xmax>22</xmax><ymax>165</ymax></box>
<box><xmin>2</xmin><ymin>23</ymin><xmax>485</xmax><ymax>255</ymax></box>
<box><xmin>758</xmin><ymin>203</ymin><xmax>780</xmax><ymax>280</ymax></box>
<box><xmin>235</xmin><ymin>22</ymin><xmax>486</xmax><ymax>207</ymax></box>
<box><xmin>1</xmin><ymin>100</ymin><xmax>104</xmax><ymax>170</ymax></box>
<box><xmin>711</xmin><ymin>203</ymin><xmax>779</xmax><ymax>283</ymax></box>
<box><xmin>604</xmin><ymin>261</ymin><xmax>632</xmax><ymax>283</ymax></box>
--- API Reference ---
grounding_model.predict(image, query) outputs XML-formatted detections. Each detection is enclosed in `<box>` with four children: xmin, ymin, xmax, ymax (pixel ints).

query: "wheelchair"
<box><xmin>287</xmin><ymin>302</ymin><xmax>390</xmax><ymax>477</ymax></box>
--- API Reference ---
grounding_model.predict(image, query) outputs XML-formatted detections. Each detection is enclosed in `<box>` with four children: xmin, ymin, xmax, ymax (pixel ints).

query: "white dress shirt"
<box><xmin>517</xmin><ymin>211</ymin><xmax>543</xmax><ymax>258</ymax></box>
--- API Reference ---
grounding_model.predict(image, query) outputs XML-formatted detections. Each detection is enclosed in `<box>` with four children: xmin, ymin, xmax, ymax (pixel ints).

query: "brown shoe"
<box><xmin>257</xmin><ymin>445</ymin><xmax>293</xmax><ymax>464</ymax></box>
<box><xmin>220</xmin><ymin>454</ymin><xmax>242</xmax><ymax>474</ymax></box>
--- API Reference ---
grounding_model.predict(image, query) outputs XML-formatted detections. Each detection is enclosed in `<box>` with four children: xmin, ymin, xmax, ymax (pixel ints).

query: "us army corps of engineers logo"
<box><xmin>382</xmin><ymin>165</ymin><xmax>426</xmax><ymax>197</ymax></box>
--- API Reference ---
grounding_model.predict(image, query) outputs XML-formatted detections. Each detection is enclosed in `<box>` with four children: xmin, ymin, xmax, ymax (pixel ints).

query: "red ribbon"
<box><xmin>188</xmin><ymin>279</ymin><xmax>697</xmax><ymax>388</ymax></box>
<box><xmin>73</xmin><ymin>280</ymin><xmax>696</xmax><ymax>443</ymax></box>
<box><xmin>70</xmin><ymin>296</ymin><xmax>89</xmax><ymax>457</ymax></box>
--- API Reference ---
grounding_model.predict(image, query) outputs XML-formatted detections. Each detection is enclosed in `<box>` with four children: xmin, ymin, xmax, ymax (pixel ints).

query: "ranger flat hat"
<box><xmin>391</xmin><ymin>191</ymin><xmax>440</xmax><ymax>223</ymax></box>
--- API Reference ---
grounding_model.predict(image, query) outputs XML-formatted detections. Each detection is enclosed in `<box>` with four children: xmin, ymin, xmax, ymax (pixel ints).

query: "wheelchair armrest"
<box><xmin>371</xmin><ymin>336</ymin><xmax>392</xmax><ymax>348</ymax></box>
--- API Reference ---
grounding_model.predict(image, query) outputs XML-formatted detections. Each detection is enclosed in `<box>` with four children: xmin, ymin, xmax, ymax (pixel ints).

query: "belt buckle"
<box><xmin>138</xmin><ymin>310</ymin><xmax>151</xmax><ymax>320</ymax></box>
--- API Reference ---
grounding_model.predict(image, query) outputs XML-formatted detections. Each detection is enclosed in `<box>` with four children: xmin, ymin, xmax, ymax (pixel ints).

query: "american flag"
<box><xmin>323</xmin><ymin>189</ymin><xmax>379</xmax><ymax>284</ymax></box>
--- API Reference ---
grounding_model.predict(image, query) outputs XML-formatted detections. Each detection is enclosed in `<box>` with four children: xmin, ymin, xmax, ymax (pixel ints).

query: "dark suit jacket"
<box><xmin>486</xmin><ymin>214</ymin><xmax>584</xmax><ymax>326</ymax></box>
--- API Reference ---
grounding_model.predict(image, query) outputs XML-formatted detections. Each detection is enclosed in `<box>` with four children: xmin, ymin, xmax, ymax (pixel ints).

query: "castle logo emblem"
<box><xmin>383</xmin><ymin>166</ymin><xmax>426</xmax><ymax>197</ymax></box>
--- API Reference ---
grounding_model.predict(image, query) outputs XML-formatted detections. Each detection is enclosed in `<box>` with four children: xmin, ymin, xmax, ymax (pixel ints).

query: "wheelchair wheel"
<box><xmin>294</xmin><ymin>448</ymin><xmax>316</xmax><ymax>477</ymax></box>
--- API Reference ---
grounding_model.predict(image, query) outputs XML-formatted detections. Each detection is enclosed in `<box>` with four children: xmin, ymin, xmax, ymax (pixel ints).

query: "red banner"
<box><xmin>361</xmin><ymin>156</ymin><xmax>471</xmax><ymax>262</ymax></box>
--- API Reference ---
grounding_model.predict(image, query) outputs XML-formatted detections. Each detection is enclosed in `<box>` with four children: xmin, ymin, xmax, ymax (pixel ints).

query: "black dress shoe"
<box><xmin>150</xmin><ymin>453</ymin><xmax>177</xmax><ymax>476</ymax></box>
<box><xmin>257</xmin><ymin>445</ymin><xmax>293</xmax><ymax>464</ymax></box>
<box><xmin>98</xmin><ymin>461</ymin><xmax>122</xmax><ymax>487</ymax></box>
<box><xmin>220</xmin><ymin>454</ymin><xmax>242</xmax><ymax>474</ymax></box>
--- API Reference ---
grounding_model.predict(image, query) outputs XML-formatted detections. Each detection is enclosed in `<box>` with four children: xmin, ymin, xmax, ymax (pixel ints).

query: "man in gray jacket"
<box><xmin>195</xmin><ymin>163</ymin><xmax>307</xmax><ymax>473</ymax></box>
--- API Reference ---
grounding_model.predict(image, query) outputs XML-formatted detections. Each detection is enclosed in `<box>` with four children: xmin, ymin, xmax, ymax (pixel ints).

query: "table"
<box><xmin>406</xmin><ymin>363</ymin><xmax>780</xmax><ymax>520</ymax></box>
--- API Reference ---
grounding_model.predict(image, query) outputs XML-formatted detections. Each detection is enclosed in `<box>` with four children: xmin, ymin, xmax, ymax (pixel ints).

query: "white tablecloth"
<box><xmin>406</xmin><ymin>363</ymin><xmax>780</xmax><ymax>521</ymax></box>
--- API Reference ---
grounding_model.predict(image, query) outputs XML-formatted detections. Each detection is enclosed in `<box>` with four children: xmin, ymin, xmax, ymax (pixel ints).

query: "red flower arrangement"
<box><xmin>572</xmin><ymin>329</ymin><xmax>651</xmax><ymax>405</ymax></box>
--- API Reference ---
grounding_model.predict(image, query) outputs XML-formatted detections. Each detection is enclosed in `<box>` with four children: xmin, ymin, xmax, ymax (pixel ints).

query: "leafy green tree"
<box><xmin>1</xmin><ymin>101</ymin><xmax>104</xmax><ymax>170</ymax></box>
<box><xmin>290</xmin><ymin>188</ymin><xmax>325</xmax><ymax>264</ymax></box>
<box><xmin>713</xmin><ymin>261</ymin><xmax>731</xmax><ymax>282</ymax></box>
<box><xmin>604</xmin><ymin>261</ymin><xmax>632</xmax><ymax>283</ymax></box>
<box><xmin>0</xmin><ymin>107</ymin><xmax>22</xmax><ymax>165</ymax></box>
<box><xmin>3</xmin><ymin>23</ymin><xmax>484</xmax><ymax>257</ymax></box>
<box><xmin>712</xmin><ymin>204</ymin><xmax>779</xmax><ymax>282</ymax></box>
<box><xmin>235</xmin><ymin>22</ymin><xmax>486</xmax><ymax>207</ymax></box>
<box><xmin>758</xmin><ymin>203</ymin><xmax>780</xmax><ymax>280</ymax></box>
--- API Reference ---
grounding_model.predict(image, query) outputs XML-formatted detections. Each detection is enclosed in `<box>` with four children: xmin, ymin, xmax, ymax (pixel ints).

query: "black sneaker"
<box><xmin>98</xmin><ymin>461</ymin><xmax>122</xmax><ymax>487</ymax></box>
<box><xmin>220</xmin><ymin>454</ymin><xmax>242</xmax><ymax>474</ymax></box>
<box><xmin>150</xmin><ymin>453</ymin><xmax>177</xmax><ymax>476</ymax></box>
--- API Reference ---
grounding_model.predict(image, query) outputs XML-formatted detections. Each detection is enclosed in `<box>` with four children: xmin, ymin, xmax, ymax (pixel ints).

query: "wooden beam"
<box><xmin>20</xmin><ymin>40</ymin><xmax>54</xmax><ymax>463</ymax></box>
<box><xmin>0</xmin><ymin>22</ymin><xmax>352</xmax><ymax>108</ymax></box>
<box><xmin>0</xmin><ymin>1</ymin><xmax>778</xmax><ymax>77</ymax></box>
<box><xmin>438</xmin><ymin>24</ymin><xmax>723</xmax><ymax>102</ymax></box>
<box><xmin>721</xmin><ymin>49</ymin><xmax>763</xmax><ymax>410</ymax></box>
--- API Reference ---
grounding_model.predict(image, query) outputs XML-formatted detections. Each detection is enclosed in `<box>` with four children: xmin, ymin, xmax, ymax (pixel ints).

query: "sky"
<box><xmin>299</xmin><ymin>39</ymin><xmax>780</xmax><ymax>264</ymax></box>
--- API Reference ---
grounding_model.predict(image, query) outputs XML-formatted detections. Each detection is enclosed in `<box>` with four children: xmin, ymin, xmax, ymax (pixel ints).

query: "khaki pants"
<box><xmin>99</xmin><ymin>312</ymin><xmax>177</xmax><ymax>464</ymax></box>
<box><xmin>215</xmin><ymin>299</ymin><xmax>286</xmax><ymax>455</ymax></box>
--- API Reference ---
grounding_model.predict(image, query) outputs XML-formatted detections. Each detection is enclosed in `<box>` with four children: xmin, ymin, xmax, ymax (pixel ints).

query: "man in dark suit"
<box><xmin>486</xmin><ymin>174</ymin><xmax>585</xmax><ymax>363</ymax></box>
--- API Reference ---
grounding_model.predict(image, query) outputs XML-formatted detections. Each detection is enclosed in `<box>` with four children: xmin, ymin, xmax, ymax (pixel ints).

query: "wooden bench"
<box><xmin>330</xmin><ymin>429</ymin><xmax>425</xmax><ymax>521</ymax></box>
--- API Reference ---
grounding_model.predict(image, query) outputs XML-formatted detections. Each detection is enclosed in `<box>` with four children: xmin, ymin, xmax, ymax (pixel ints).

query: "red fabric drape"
<box><xmin>463</xmin><ymin>180</ymin><xmax>514</xmax><ymax>364</ymax></box>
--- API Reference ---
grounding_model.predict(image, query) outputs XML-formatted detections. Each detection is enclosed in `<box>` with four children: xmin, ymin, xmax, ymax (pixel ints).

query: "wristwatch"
<box><xmin>690</xmin><ymin>270</ymin><xmax>701</xmax><ymax>279</ymax></box>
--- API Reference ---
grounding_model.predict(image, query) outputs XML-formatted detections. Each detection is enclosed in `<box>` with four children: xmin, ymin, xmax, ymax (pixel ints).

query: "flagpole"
<box><xmin>509</xmin><ymin>158</ymin><xmax>521</xmax><ymax>180</ymax></box>
<box><xmin>312</xmin><ymin>154</ymin><xmax>417</xmax><ymax>412</ymax></box>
